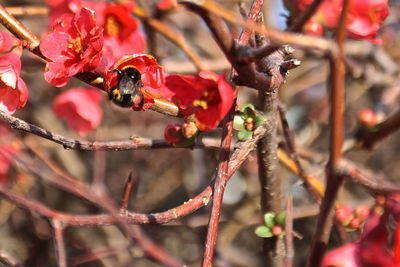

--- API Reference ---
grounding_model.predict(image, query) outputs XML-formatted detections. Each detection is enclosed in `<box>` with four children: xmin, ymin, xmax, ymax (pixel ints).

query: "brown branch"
<box><xmin>121</xmin><ymin>172</ymin><xmax>135</xmax><ymax>213</ymax></box>
<box><xmin>5</xmin><ymin>6</ymin><xmax>48</xmax><ymax>16</ymax></box>
<box><xmin>0</xmin><ymin>121</ymin><xmax>268</xmax><ymax>227</ymax></box>
<box><xmin>201</xmin><ymin>94</ymin><xmax>235</xmax><ymax>267</ymax></box>
<box><xmin>306</xmin><ymin>0</ymin><xmax>350</xmax><ymax>266</ymax></box>
<box><xmin>52</xmin><ymin>219</ymin><xmax>67</xmax><ymax>267</ymax></box>
<box><xmin>284</xmin><ymin>195</ymin><xmax>294</xmax><ymax>267</ymax></box>
<box><xmin>130</xmin><ymin>7</ymin><xmax>206</xmax><ymax>71</ymax></box>
<box><xmin>179</xmin><ymin>0</ymin><xmax>335</xmax><ymax>53</ymax></box>
<box><xmin>0</xmin><ymin>111</ymin><xmax>221</xmax><ymax>150</ymax></box>
<box><xmin>338</xmin><ymin>159</ymin><xmax>400</xmax><ymax>195</ymax></box>
<box><xmin>0</xmin><ymin>5</ymin><xmax>39</xmax><ymax>51</ymax></box>
<box><xmin>288</xmin><ymin>0</ymin><xmax>325</xmax><ymax>32</ymax></box>
<box><xmin>356</xmin><ymin>108</ymin><xmax>400</xmax><ymax>149</ymax></box>
<box><xmin>278</xmin><ymin>103</ymin><xmax>322</xmax><ymax>204</ymax></box>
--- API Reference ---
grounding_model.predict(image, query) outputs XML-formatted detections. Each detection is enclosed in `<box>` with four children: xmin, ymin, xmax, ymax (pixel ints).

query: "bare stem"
<box><xmin>306</xmin><ymin>0</ymin><xmax>350</xmax><ymax>266</ymax></box>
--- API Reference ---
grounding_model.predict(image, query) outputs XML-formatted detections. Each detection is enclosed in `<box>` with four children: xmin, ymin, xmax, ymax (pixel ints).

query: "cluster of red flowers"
<box><xmin>0</xmin><ymin>0</ymin><xmax>391</xmax><ymax>137</ymax></box>
<box><xmin>322</xmin><ymin>195</ymin><xmax>400</xmax><ymax>267</ymax></box>
<box><xmin>0</xmin><ymin>31</ymin><xmax>27</xmax><ymax>115</ymax></box>
<box><xmin>284</xmin><ymin>0</ymin><xmax>389</xmax><ymax>43</ymax></box>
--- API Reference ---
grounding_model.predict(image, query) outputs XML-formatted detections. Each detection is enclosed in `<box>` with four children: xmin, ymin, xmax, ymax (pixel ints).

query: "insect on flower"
<box><xmin>108</xmin><ymin>66</ymin><xmax>144</xmax><ymax>108</ymax></box>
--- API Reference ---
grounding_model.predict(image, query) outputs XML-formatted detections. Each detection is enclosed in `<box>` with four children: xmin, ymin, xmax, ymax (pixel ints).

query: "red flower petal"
<box><xmin>53</xmin><ymin>87</ymin><xmax>102</xmax><ymax>136</ymax></box>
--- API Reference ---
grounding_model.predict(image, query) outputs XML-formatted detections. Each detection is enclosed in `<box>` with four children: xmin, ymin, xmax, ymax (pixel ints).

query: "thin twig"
<box><xmin>278</xmin><ymin>103</ymin><xmax>322</xmax><ymax>204</ymax></box>
<box><xmin>0</xmin><ymin>122</ymin><xmax>268</xmax><ymax>227</ymax></box>
<box><xmin>306</xmin><ymin>0</ymin><xmax>350</xmax><ymax>265</ymax></box>
<box><xmin>284</xmin><ymin>195</ymin><xmax>294</xmax><ymax>267</ymax></box>
<box><xmin>51</xmin><ymin>219</ymin><xmax>67</xmax><ymax>267</ymax></box>
<box><xmin>121</xmin><ymin>172</ymin><xmax>135</xmax><ymax>213</ymax></box>
<box><xmin>356</xmin><ymin>108</ymin><xmax>400</xmax><ymax>149</ymax></box>
<box><xmin>0</xmin><ymin>111</ymin><xmax>220</xmax><ymax>150</ymax></box>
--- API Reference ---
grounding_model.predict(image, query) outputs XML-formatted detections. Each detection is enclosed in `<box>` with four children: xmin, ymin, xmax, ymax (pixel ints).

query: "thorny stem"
<box><xmin>306</xmin><ymin>0</ymin><xmax>350</xmax><ymax>266</ymax></box>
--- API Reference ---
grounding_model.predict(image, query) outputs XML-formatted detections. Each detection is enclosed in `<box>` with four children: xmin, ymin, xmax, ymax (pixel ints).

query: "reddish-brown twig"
<box><xmin>51</xmin><ymin>219</ymin><xmax>67</xmax><ymax>267</ymax></box>
<box><xmin>306</xmin><ymin>0</ymin><xmax>350</xmax><ymax>266</ymax></box>
<box><xmin>356</xmin><ymin>108</ymin><xmax>400</xmax><ymax>149</ymax></box>
<box><xmin>0</xmin><ymin>111</ymin><xmax>221</xmax><ymax>150</ymax></box>
<box><xmin>284</xmin><ymin>195</ymin><xmax>294</xmax><ymax>267</ymax></box>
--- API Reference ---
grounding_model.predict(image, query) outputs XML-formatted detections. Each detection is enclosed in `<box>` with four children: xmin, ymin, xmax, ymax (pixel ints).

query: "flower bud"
<box><xmin>336</xmin><ymin>206</ymin><xmax>353</xmax><ymax>226</ymax></box>
<box><xmin>271</xmin><ymin>225</ymin><xmax>283</xmax><ymax>237</ymax></box>
<box><xmin>358</xmin><ymin>109</ymin><xmax>376</xmax><ymax>126</ymax></box>
<box><xmin>164</xmin><ymin>124</ymin><xmax>185</xmax><ymax>145</ymax></box>
<box><xmin>182</xmin><ymin>121</ymin><xmax>198</xmax><ymax>139</ymax></box>
<box><xmin>354</xmin><ymin>206</ymin><xmax>370</xmax><ymax>221</ymax></box>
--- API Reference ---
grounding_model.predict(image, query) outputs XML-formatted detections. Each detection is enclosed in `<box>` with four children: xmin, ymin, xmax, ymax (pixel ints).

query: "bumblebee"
<box><xmin>109</xmin><ymin>67</ymin><xmax>144</xmax><ymax>108</ymax></box>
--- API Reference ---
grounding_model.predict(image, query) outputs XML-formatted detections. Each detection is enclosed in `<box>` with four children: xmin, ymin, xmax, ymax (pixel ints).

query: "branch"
<box><xmin>356</xmin><ymin>108</ymin><xmax>400</xmax><ymax>149</ymax></box>
<box><xmin>0</xmin><ymin>111</ymin><xmax>220</xmax><ymax>150</ymax></box>
<box><xmin>0</xmin><ymin>121</ymin><xmax>268</xmax><ymax>227</ymax></box>
<box><xmin>52</xmin><ymin>219</ymin><xmax>67</xmax><ymax>267</ymax></box>
<box><xmin>306</xmin><ymin>0</ymin><xmax>350</xmax><ymax>265</ymax></box>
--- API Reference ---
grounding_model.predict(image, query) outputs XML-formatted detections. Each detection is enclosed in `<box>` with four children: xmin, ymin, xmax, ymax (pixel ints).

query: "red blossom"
<box><xmin>347</xmin><ymin>0</ymin><xmax>389</xmax><ymax>43</ymax></box>
<box><xmin>163</xmin><ymin>71</ymin><xmax>234</xmax><ymax>132</ymax></box>
<box><xmin>322</xmin><ymin>212</ymin><xmax>394</xmax><ymax>267</ymax></box>
<box><xmin>358</xmin><ymin>109</ymin><xmax>376</xmax><ymax>126</ymax></box>
<box><xmin>0</xmin><ymin>30</ymin><xmax>19</xmax><ymax>54</ymax></box>
<box><xmin>164</xmin><ymin>124</ymin><xmax>185</xmax><ymax>145</ymax></box>
<box><xmin>285</xmin><ymin>0</ymin><xmax>388</xmax><ymax>43</ymax></box>
<box><xmin>40</xmin><ymin>8</ymin><xmax>104</xmax><ymax>87</ymax></box>
<box><xmin>0</xmin><ymin>53</ymin><xmax>28</xmax><ymax>115</ymax></box>
<box><xmin>53</xmin><ymin>87</ymin><xmax>102</xmax><ymax>136</ymax></box>
<box><xmin>103</xmin><ymin>54</ymin><xmax>165</xmax><ymax>110</ymax></box>
<box><xmin>336</xmin><ymin>206</ymin><xmax>353</xmax><ymax>226</ymax></box>
<box><xmin>48</xmin><ymin>0</ymin><xmax>146</xmax><ymax>65</ymax></box>
<box><xmin>158</xmin><ymin>0</ymin><xmax>179</xmax><ymax>10</ymax></box>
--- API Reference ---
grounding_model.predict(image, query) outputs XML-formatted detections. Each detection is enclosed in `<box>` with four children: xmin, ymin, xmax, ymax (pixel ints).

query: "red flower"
<box><xmin>40</xmin><ymin>8</ymin><xmax>104</xmax><ymax>87</ymax></box>
<box><xmin>0</xmin><ymin>53</ymin><xmax>28</xmax><ymax>115</ymax></box>
<box><xmin>55</xmin><ymin>0</ymin><xmax>146</xmax><ymax>65</ymax></box>
<box><xmin>0</xmin><ymin>30</ymin><xmax>19</xmax><ymax>54</ymax></box>
<box><xmin>285</xmin><ymin>0</ymin><xmax>388</xmax><ymax>43</ymax></box>
<box><xmin>164</xmin><ymin>71</ymin><xmax>234</xmax><ymax>131</ymax></box>
<box><xmin>103</xmin><ymin>54</ymin><xmax>165</xmax><ymax>110</ymax></box>
<box><xmin>158</xmin><ymin>0</ymin><xmax>179</xmax><ymax>10</ymax></box>
<box><xmin>53</xmin><ymin>87</ymin><xmax>102</xmax><ymax>136</ymax></box>
<box><xmin>322</xmin><ymin>212</ymin><xmax>394</xmax><ymax>267</ymax></box>
<box><xmin>347</xmin><ymin>0</ymin><xmax>389</xmax><ymax>43</ymax></box>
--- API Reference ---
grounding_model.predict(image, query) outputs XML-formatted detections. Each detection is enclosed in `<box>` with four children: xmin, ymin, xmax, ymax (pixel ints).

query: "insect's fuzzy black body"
<box><xmin>109</xmin><ymin>67</ymin><xmax>144</xmax><ymax>108</ymax></box>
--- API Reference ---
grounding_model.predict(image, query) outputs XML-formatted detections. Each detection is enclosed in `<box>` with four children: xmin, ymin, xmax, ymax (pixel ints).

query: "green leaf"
<box><xmin>240</xmin><ymin>103</ymin><xmax>255</xmax><ymax>113</ymax></box>
<box><xmin>255</xmin><ymin>115</ymin><xmax>265</xmax><ymax>128</ymax></box>
<box><xmin>275</xmin><ymin>211</ymin><xmax>286</xmax><ymax>226</ymax></box>
<box><xmin>238</xmin><ymin>130</ymin><xmax>253</xmax><ymax>140</ymax></box>
<box><xmin>255</xmin><ymin>226</ymin><xmax>273</xmax><ymax>238</ymax></box>
<box><xmin>264</xmin><ymin>213</ymin><xmax>275</xmax><ymax>228</ymax></box>
<box><xmin>233</xmin><ymin>115</ymin><xmax>245</xmax><ymax>131</ymax></box>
